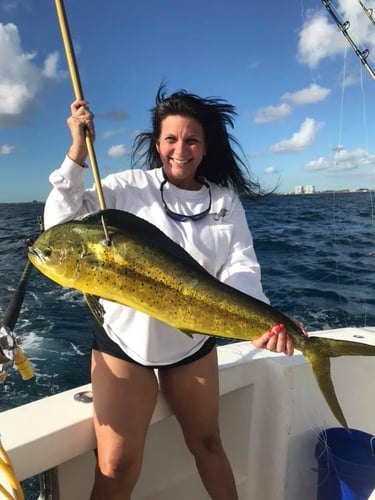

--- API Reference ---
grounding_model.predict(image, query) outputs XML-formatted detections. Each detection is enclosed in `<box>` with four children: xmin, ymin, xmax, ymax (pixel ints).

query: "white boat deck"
<box><xmin>1</xmin><ymin>327</ymin><xmax>375</xmax><ymax>499</ymax></box>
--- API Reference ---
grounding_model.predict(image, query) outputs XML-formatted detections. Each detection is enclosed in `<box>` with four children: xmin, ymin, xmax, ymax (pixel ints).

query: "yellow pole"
<box><xmin>54</xmin><ymin>0</ymin><xmax>107</xmax><ymax>210</ymax></box>
<box><xmin>0</xmin><ymin>438</ymin><xmax>24</xmax><ymax>500</ymax></box>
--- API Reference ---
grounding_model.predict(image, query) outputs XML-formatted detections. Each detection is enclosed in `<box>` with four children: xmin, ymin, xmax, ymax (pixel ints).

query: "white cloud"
<box><xmin>0</xmin><ymin>23</ymin><xmax>40</xmax><ymax>120</ymax></box>
<box><xmin>0</xmin><ymin>23</ymin><xmax>64</xmax><ymax>126</ymax></box>
<box><xmin>1</xmin><ymin>0</ymin><xmax>32</xmax><ymax>12</ymax></box>
<box><xmin>282</xmin><ymin>83</ymin><xmax>330</xmax><ymax>106</ymax></box>
<box><xmin>108</xmin><ymin>144</ymin><xmax>127</xmax><ymax>158</ymax></box>
<box><xmin>298</xmin><ymin>3</ymin><xmax>375</xmax><ymax>69</ymax></box>
<box><xmin>305</xmin><ymin>146</ymin><xmax>375</xmax><ymax>171</ymax></box>
<box><xmin>0</xmin><ymin>144</ymin><xmax>14</xmax><ymax>154</ymax></box>
<box><xmin>98</xmin><ymin>108</ymin><xmax>130</xmax><ymax>122</ymax></box>
<box><xmin>2</xmin><ymin>0</ymin><xmax>18</xmax><ymax>12</ymax></box>
<box><xmin>254</xmin><ymin>103</ymin><xmax>292</xmax><ymax>124</ymax></box>
<box><xmin>297</xmin><ymin>11</ymin><xmax>342</xmax><ymax>68</ymax></box>
<box><xmin>270</xmin><ymin>118</ymin><xmax>322</xmax><ymax>153</ymax></box>
<box><xmin>254</xmin><ymin>84</ymin><xmax>330</xmax><ymax>124</ymax></box>
<box><xmin>265</xmin><ymin>166</ymin><xmax>277</xmax><ymax>174</ymax></box>
<box><xmin>41</xmin><ymin>51</ymin><xmax>68</xmax><ymax>81</ymax></box>
<box><xmin>341</xmin><ymin>71</ymin><xmax>360</xmax><ymax>87</ymax></box>
<box><xmin>102</xmin><ymin>128</ymin><xmax>126</xmax><ymax>139</ymax></box>
<box><xmin>249</xmin><ymin>61</ymin><xmax>260</xmax><ymax>70</ymax></box>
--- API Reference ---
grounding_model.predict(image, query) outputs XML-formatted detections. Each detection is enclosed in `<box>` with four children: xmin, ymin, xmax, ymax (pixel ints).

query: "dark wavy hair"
<box><xmin>131</xmin><ymin>84</ymin><xmax>266</xmax><ymax>199</ymax></box>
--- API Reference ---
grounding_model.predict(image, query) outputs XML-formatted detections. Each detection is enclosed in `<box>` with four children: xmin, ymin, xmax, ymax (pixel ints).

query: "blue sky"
<box><xmin>1</xmin><ymin>0</ymin><xmax>375</xmax><ymax>202</ymax></box>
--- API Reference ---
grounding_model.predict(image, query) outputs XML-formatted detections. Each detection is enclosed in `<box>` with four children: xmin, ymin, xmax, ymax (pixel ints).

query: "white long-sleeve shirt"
<box><xmin>44</xmin><ymin>156</ymin><xmax>269</xmax><ymax>365</ymax></box>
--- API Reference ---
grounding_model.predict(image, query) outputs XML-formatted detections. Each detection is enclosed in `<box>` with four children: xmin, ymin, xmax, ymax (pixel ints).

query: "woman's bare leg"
<box><xmin>159</xmin><ymin>347</ymin><xmax>238</xmax><ymax>500</ymax></box>
<box><xmin>90</xmin><ymin>350</ymin><xmax>159</xmax><ymax>500</ymax></box>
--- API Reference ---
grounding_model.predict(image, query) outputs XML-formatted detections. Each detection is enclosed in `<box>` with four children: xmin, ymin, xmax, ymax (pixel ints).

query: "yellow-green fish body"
<box><xmin>29</xmin><ymin>209</ymin><xmax>375</xmax><ymax>429</ymax></box>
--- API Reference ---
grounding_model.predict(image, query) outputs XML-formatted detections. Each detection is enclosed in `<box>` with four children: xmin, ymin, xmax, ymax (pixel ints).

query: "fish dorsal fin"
<box><xmin>77</xmin><ymin>209</ymin><xmax>209</xmax><ymax>275</ymax></box>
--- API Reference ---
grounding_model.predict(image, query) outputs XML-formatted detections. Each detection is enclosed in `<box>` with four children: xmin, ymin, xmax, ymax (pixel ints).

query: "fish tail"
<box><xmin>301</xmin><ymin>336</ymin><xmax>375</xmax><ymax>430</ymax></box>
<box><xmin>304</xmin><ymin>351</ymin><xmax>348</xmax><ymax>429</ymax></box>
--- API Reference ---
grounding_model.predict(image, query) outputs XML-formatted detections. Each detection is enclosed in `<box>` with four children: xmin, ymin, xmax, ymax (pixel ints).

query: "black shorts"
<box><xmin>92</xmin><ymin>322</ymin><xmax>216</xmax><ymax>369</ymax></box>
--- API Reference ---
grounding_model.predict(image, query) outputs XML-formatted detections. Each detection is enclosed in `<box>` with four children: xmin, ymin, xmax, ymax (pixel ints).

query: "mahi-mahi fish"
<box><xmin>28</xmin><ymin>209</ymin><xmax>375</xmax><ymax>429</ymax></box>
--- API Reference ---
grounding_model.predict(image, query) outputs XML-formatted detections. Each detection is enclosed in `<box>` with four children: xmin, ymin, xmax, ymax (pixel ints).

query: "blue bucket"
<box><xmin>315</xmin><ymin>428</ymin><xmax>375</xmax><ymax>500</ymax></box>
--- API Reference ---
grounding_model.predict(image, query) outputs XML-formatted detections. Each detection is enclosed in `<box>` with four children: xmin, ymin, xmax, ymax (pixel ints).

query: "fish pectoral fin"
<box><xmin>84</xmin><ymin>294</ymin><xmax>105</xmax><ymax>325</ymax></box>
<box><xmin>178</xmin><ymin>329</ymin><xmax>194</xmax><ymax>339</ymax></box>
<box><xmin>305</xmin><ymin>352</ymin><xmax>349</xmax><ymax>430</ymax></box>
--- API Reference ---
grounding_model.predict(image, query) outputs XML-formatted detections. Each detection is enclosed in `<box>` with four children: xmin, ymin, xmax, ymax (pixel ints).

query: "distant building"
<box><xmin>294</xmin><ymin>185</ymin><xmax>315</xmax><ymax>194</ymax></box>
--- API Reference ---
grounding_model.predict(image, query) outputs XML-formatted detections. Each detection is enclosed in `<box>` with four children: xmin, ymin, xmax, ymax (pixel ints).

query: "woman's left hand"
<box><xmin>252</xmin><ymin>323</ymin><xmax>294</xmax><ymax>356</ymax></box>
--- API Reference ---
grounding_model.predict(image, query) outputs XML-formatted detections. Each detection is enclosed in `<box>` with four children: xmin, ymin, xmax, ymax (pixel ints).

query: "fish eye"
<box><xmin>42</xmin><ymin>247</ymin><xmax>52</xmax><ymax>257</ymax></box>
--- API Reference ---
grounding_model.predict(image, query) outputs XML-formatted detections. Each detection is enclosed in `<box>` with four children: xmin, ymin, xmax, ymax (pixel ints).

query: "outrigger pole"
<box><xmin>321</xmin><ymin>0</ymin><xmax>375</xmax><ymax>80</ymax></box>
<box><xmin>54</xmin><ymin>0</ymin><xmax>107</xmax><ymax>211</ymax></box>
<box><xmin>357</xmin><ymin>0</ymin><xmax>375</xmax><ymax>28</ymax></box>
<box><xmin>0</xmin><ymin>261</ymin><xmax>35</xmax><ymax>382</ymax></box>
<box><xmin>0</xmin><ymin>234</ymin><xmax>39</xmax><ymax>382</ymax></box>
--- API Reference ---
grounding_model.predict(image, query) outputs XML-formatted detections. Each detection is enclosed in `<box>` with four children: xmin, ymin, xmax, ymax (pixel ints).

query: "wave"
<box><xmin>0</xmin><ymin>193</ymin><xmax>374</xmax><ymax>414</ymax></box>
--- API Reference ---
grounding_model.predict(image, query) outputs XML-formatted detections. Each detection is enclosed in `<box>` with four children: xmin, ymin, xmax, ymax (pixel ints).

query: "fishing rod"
<box><xmin>0</xmin><ymin>221</ymin><xmax>43</xmax><ymax>383</ymax></box>
<box><xmin>357</xmin><ymin>0</ymin><xmax>375</xmax><ymax>27</ymax></box>
<box><xmin>0</xmin><ymin>261</ymin><xmax>35</xmax><ymax>383</ymax></box>
<box><xmin>321</xmin><ymin>0</ymin><xmax>375</xmax><ymax>80</ymax></box>
<box><xmin>0</xmin><ymin>220</ymin><xmax>45</xmax><ymax>496</ymax></box>
<box><xmin>54</xmin><ymin>0</ymin><xmax>110</xmax><ymax>241</ymax></box>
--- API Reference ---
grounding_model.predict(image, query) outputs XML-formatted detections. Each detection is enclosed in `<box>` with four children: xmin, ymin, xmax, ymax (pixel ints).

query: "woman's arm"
<box><xmin>43</xmin><ymin>100</ymin><xmax>98</xmax><ymax>229</ymax></box>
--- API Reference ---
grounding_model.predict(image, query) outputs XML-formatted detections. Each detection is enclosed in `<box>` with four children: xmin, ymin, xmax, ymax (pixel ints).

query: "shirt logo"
<box><xmin>212</xmin><ymin>209</ymin><xmax>228</xmax><ymax>221</ymax></box>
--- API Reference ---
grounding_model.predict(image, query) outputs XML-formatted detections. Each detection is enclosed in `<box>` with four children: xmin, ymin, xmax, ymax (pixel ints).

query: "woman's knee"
<box><xmin>185</xmin><ymin>429</ymin><xmax>224</xmax><ymax>457</ymax></box>
<box><xmin>96</xmin><ymin>443</ymin><xmax>143</xmax><ymax>484</ymax></box>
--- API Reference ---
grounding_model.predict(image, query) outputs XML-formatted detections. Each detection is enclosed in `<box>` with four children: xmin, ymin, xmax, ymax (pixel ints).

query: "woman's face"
<box><xmin>156</xmin><ymin>115</ymin><xmax>206</xmax><ymax>190</ymax></box>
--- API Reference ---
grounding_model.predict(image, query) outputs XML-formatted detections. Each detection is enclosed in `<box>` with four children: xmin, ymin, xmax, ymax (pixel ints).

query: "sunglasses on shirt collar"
<box><xmin>160</xmin><ymin>173</ymin><xmax>212</xmax><ymax>222</ymax></box>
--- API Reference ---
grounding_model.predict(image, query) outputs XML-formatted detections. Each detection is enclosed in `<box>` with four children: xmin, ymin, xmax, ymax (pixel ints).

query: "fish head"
<box><xmin>28</xmin><ymin>223</ymin><xmax>90</xmax><ymax>288</ymax></box>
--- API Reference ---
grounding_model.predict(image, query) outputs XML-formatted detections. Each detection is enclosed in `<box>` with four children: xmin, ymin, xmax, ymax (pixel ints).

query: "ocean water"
<box><xmin>0</xmin><ymin>193</ymin><xmax>374</xmax><ymax>497</ymax></box>
<box><xmin>1</xmin><ymin>193</ymin><xmax>374</xmax><ymax>416</ymax></box>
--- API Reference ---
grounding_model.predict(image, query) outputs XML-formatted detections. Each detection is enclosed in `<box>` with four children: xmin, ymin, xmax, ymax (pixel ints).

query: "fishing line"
<box><xmin>330</xmin><ymin>193</ymin><xmax>351</xmax><ymax>329</ymax></box>
<box><xmin>349</xmin><ymin>24</ymin><xmax>375</xmax><ymax>293</ymax></box>
<box><xmin>336</xmin><ymin>43</ymin><xmax>348</xmax><ymax>165</ymax></box>
<box><xmin>271</xmin><ymin>2</ymin><xmax>375</xmax><ymax>330</ymax></box>
<box><xmin>319</xmin><ymin>1</ymin><xmax>375</xmax><ymax>329</ymax></box>
<box><xmin>331</xmin><ymin>55</ymin><xmax>373</xmax><ymax>328</ymax></box>
<box><xmin>359</xmin><ymin>64</ymin><xmax>370</xmax><ymax>152</ymax></box>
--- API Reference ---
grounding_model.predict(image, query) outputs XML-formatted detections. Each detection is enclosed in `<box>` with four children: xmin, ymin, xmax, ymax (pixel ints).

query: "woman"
<box><xmin>44</xmin><ymin>87</ymin><xmax>294</xmax><ymax>500</ymax></box>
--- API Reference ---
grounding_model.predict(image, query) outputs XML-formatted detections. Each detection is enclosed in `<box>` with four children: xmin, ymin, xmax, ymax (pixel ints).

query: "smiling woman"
<box><xmin>38</xmin><ymin>79</ymin><xmax>298</xmax><ymax>499</ymax></box>
<box><xmin>155</xmin><ymin>115</ymin><xmax>207</xmax><ymax>190</ymax></box>
<box><xmin>1</xmin><ymin>2</ymin><xmax>375</xmax><ymax>500</ymax></box>
<box><xmin>131</xmin><ymin>85</ymin><xmax>267</xmax><ymax>198</ymax></box>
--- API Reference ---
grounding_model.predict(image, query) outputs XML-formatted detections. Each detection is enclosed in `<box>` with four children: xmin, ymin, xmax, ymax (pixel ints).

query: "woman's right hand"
<box><xmin>67</xmin><ymin>99</ymin><xmax>95</xmax><ymax>165</ymax></box>
<box><xmin>252</xmin><ymin>324</ymin><xmax>294</xmax><ymax>356</ymax></box>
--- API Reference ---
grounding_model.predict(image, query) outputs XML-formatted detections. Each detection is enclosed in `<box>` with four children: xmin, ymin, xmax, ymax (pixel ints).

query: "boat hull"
<box><xmin>1</xmin><ymin>327</ymin><xmax>375</xmax><ymax>499</ymax></box>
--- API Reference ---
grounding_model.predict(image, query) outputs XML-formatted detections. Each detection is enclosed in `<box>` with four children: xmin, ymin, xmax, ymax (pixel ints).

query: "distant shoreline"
<box><xmin>279</xmin><ymin>188</ymin><xmax>374</xmax><ymax>196</ymax></box>
<box><xmin>0</xmin><ymin>201</ymin><xmax>45</xmax><ymax>205</ymax></box>
<box><xmin>0</xmin><ymin>189</ymin><xmax>373</xmax><ymax>204</ymax></box>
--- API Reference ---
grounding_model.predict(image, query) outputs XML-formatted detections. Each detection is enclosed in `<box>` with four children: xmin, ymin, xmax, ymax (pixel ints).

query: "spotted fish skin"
<box><xmin>29</xmin><ymin>209</ymin><xmax>375</xmax><ymax>429</ymax></box>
